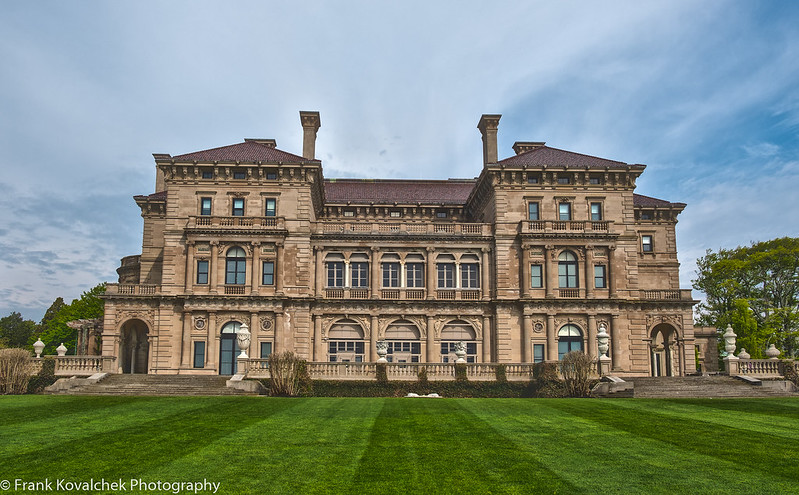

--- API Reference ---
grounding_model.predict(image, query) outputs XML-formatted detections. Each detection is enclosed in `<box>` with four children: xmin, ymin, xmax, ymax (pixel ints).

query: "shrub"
<box><xmin>495</xmin><ymin>363</ymin><xmax>507</xmax><ymax>383</ymax></box>
<box><xmin>782</xmin><ymin>360</ymin><xmax>799</xmax><ymax>387</ymax></box>
<box><xmin>267</xmin><ymin>351</ymin><xmax>309</xmax><ymax>396</ymax></box>
<box><xmin>560</xmin><ymin>351</ymin><xmax>594</xmax><ymax>398</ymax></box>
<box><xmin>417</xmin><ymin>366</ymin><xmax>428</xmax><ymax>385</ymax></box>
<box><xmin>530</xmin><ymin>361</ymin><xmax>566</xmax><ymax>398</ymax></box>
<box><xmin>0</xmin><ymin>348</ymin><xmax>33</xmax><ymax>394</ymax></box>
<box><xmin>27</xmin><ymin>357</ymin><xmax>57</xmax><ymax>394</ymax></box>
<box><xmin>454</xmin><ymin>363</ymin><xmax>468</xmax><ymax>382</ymax></box>
<box><xmin>304</xmin><ymin>380</ymin><xmax>533</xmax><ymax>398</ymax></box>
<box><xmin>376</xmin><ymin>362</ymin><xmax>388</xmax><ymax>383</ymax></box>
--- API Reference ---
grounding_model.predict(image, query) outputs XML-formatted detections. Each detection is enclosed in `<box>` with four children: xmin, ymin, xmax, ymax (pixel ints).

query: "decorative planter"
<box><xmin>455</xmin><ymin>341</ymin><xmax>467</xmax><ymax>363</ymax></box>
<box><xmin>765</xmin><ymin>343</ymin><xmax>780</xmax><ymax>360</ymax></box>
<box><xmin>376</xmin><ymin>341</ymin><xmax>388</xmax><ymax>363</ymax></box>
<box><xmin>33</xmin><ymin>338</ymin><xmax>45</xmax><ymax>358</ymax></box>
<box><xmin>236</xmin><ymin>323</ymin><xmax>251</xmax><ymax>359</ymax></box>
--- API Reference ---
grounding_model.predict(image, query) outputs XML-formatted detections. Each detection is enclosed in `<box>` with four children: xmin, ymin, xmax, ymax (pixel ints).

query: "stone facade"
<box><xmin>102</xmin><ymin>111</ymin><xmax>697</xmax><ymax>376</ymax></box>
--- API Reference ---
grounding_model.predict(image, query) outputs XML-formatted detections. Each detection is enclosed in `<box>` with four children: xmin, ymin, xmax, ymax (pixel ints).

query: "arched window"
<box><xmin>385</xmin><ymin>319</ymin><xmax>422</xmax><ymax>363</ymax></box>
<box><xmin>558</xmin><ymin>324</ymin><xmax>584</xmax><ymax>360</ymax></box>
<box><xmin>219</xmin><ymin>321</ymin><xmax>241</xmax><ymax>375</ymax></box>
<box><xmin>440</xmin><ymin>320</ymin><xmax>477</xmax><ymax>363</ymax></box>
<box><xmin>558</xmin><ymin>251</ymin><xmax>578</xmax><ymax>288</ymax></box>
<box><xmin>325</xmin><ymin>253</ymin><xmax>345</xmax><ymax>288</ymax></box>
<box><xmin>225</xmin><ymin>247</ymin><xmax>246</xmax><ymax>285</ymax></box>
<box><xmin>328</xmin><ymin>319</ymin><xmax>366</xmax><ymax>362</ymax></box>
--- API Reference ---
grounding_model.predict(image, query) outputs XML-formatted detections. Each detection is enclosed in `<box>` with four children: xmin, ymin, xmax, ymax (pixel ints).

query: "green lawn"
<box><xmin>1</xmin><ymin>396</ymin><xmax>798</xmax><ymax>494</ymax></box>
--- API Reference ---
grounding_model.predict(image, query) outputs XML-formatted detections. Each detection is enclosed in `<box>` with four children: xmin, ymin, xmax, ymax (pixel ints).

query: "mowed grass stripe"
<box><xmin>351</xmin><ymin>399</ymin><xmax>579</xmax><ymax>494</ymax></box>
<box><xmin>545</xmin><ymin>399</ymin><xmax>799</xmax><ymax>483</ymax></box>
<box><xmin>1</xmin><ymin>397</ymin><xmax>298</xmax><ymax>481</ymax></box>
<box><xmin>142</xmin><ymin>398</ymin><xmax>383</xmax><ymax>495</ymax></box>
<box><xmin>0</xmin><ymin>395</ymin><xmax>150</xmax><ymax>425</ymax></box>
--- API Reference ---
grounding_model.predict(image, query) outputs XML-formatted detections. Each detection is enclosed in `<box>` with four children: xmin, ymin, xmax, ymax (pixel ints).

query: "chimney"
<box><xmin>299</xmin><ymin>111</ymin><xmax>321</xmax><ymax>160</ymax></box>
<box><xmin>512</xmin><ymin>141</ymin><xmax>546</xmax><ymax>155</ymax></box>
<box><xmin>477</xmin><ymin>114</ymin><xmax>501</xmax><ymax>165</ymax></box>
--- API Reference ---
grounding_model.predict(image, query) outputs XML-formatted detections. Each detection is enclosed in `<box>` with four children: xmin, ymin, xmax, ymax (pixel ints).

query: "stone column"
<box><xmin>481</xmin><ymin>247</ymin><xmax>491</xmax><ymax>301</ymax></box>
<box><xmin>251</xmin><ymin>242</ymin><xmax>261</xmax><ymax>295</ymax></box>
<box><xmin>313</xmin><ymin>315</ymin><xmax>323</xmax><ymax>362</ymax></box>
<box><xmin>611</xmin><ymin>314</ymin><xmax>621</xmax><ymax>371</ymax></box>
<box><xmin>344</xmin><ymin>259</ymin><xmax>351</xmax><ymax>289</ymax></box>
<box><xmin>184</xmin><ymin>241</ymin><xmax>194</xmax><ymax>292</ymax></box>
<box><xmin>315</xmin><ymin>246</ymin><xmax>325</xmax><ymax>297</ymax></box>
<box><xmin>585</xmin><ymin>246</ymin><xmax>594</xmax><ymax>299</ymax></box>
<box><xmin>545</xmin><ymin>245</ymin><xmax>556</xmax><ymax>298</ymax></box>
<box><xmin>370</xmin><ymin>247</ymin><xmax>380</xmax><ymax>299</ymax></box>
<box><xmin>274</xmin><ymin>310</ymin><xmax>284</xmax><ymax>354</ymax></box>
<box><xmin>426</xmin><ymin>247</ymin><xmax>436</xmax><ymax>299</ymax></box>
<box><xmin>275</xmin><ymin>241</ymin><xmax>284</xmax><ymax>294</ymax></box>
<box><xmin>207</xmin><ymin>312</ymin><xmax>217</xmax><ymax>370</ymax></box>
<box><xmin>209</xmin><ymin>241</ymin><xmax>219</xmax><ymax>294</ymax></box>
<box><xmin>609</xmin><ymin>246</ymin><xmax>619</xmax><ymax>298</ymax></box>
<box><xmin>482</xmin><ymin>315</ymin><xmax>492</xmax><ymax>362</ymax></box>
<box><xmin>426</xmin><ymin>315</ymin><xmax>436</xmax><ymax>363</ymax></box>
<box><xmin>521</xmin><ymin>246</ymin><xmax>531</xmax><ymax>298</ymax></box>
<box><xmin>180</xmin><ymin>311</ymin><xmax>192</xmax><ymax>368</ymax></box>
<box><xmin>522</xmin><ymin>313</ymin><xmax>532</xmax><ymax>363</ymax></box>
<box><xmin>587</xmin><ymin>314</ymin><xmax>598</xmax><ymax>358</ymax></box>
<box><xmin>370</xmin><ymin>315</ymin><xmax>379</xmax><ymax>362</ymax></box>
<box><xmin>546</xmin><ymin>314</ymin><xmax>557</xmax><ymax>361</ymax></box>
<box><xmin>250</xmin><ymin>312</ymin><xmax>259</xmax><ymax>356</ymax></box>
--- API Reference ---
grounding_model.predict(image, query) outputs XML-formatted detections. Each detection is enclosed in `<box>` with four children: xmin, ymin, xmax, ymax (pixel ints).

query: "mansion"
<box><xmin>102</xmin><ymin>112</ymin><xmax>698</xmax><ymax>377</ymax></box>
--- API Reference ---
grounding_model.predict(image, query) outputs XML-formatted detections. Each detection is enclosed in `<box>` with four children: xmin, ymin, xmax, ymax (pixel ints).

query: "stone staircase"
<box><xmin>625</xmin><ymin>375</ymin><xmax>797</xmax><ymax>398</ymax></box>
<box><xmin>48</xmin><ymin>374</ymin><xmax>259</xmax><ymax>396</ymax></box>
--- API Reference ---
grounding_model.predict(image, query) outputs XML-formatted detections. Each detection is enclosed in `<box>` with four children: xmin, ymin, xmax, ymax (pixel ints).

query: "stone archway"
<box><xmin>650</xmin><ymin>323</ymin><xmax>679</xmax><ymax>377</ymax></box>
<box><xmin>119</xmin><ymin>319</ymin><xmax>150</xmax><ymax>374</ymax></box>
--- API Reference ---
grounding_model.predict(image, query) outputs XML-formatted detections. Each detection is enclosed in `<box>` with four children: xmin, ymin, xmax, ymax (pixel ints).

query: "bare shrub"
<box><xmin>267</xmin><ymin>351</ymin><xmax>309</xmax><ymax>396</ymax></box>
<box><xmin>0</xmin><ymin>348</ymin><xmax>33</xmax><ymax>394</ymax></box>
<box><xmin>559</xmin><ymin>351</ymin><xmax>594</xmax><ymax>398</ymax></box>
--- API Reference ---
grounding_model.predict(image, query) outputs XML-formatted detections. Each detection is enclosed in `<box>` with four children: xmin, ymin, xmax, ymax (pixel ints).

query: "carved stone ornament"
<box><xmin>260</xmin><ymin>318</ymin><xmax>273</xmax><ymax>331</ymax></box>
<box><xmin>194</xmin><ymin>316</ymin><xmax>206</xmax><ymax>330</ymax></box>
<box><xmin>376</xmin><ymin>341</ymin><xmax>388</xmax><ymax>363</ymax></box>
<box><xmin>533</xmin><ymin>322</ymin><xmax>544</xmax><ymax>334</ymax></box>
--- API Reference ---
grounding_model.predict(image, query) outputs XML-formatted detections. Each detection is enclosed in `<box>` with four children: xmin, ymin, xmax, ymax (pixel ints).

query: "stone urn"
<box><xmin>737</xmin><ymin>348</ymin><xmax>750</xmax><ymax>359</ymax></box>
<box><xmin>597</xmin><ymin>324</ymin><xmax>610</xmax><ymax>359</ymax></box>
<box><xmin>236</xmin><ymin>323</ymin><xmax>251</xmax><ymax>359</ymax></box>
<box><xmin>722</xmin><ymin>325</ymin><xmax>737</xmax><ymax>357</ymax></box>
<box><xmin>766</xmin><ymin>343</ymin><xmax>781</xmax><ymax>360</ymax></box>
<box><xmin>56</xmin><ymin>343</ymin><xmax>67</xmax><ymax>357</ymax></box>
<box><xmin>33</xmin><ymin>338</ymin><xmax>45</xmax><ymax>358</ymax></box>
<box><xmin>454</xmin><ymin>341</ymin><xmax>467</xmax><ymax>363</ymax></box>
<box><xmin>376</xmin><ymin>341</ymin><xmax>388</xmax><ymax>363</ymax></box>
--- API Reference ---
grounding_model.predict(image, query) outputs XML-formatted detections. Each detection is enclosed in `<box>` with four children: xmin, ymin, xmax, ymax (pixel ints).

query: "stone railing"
<box><xmin>323</xmin><ymin>288</ymin><xmax>479</xmax><ymax>301</ymax></box>
<box><xmin>314</xmin><ymin>221</ymin><xmax>491</xmax><ymax>237</ymax></box>
<box><xmin>521</xmin><ymin>220</ymin><xmax>612</xmax><ymax>235</ymax></box>
<box><xmin>106</xmin><ymin>283</ymin><xmax>159</xmax><ymax>296</ymax></box>
<box><xmin>187</xmin><ymin>216</ymin><xmax>286</xmax><ymax>230</ymax></box>
<box><xmin>738</xmin><ymin>359</ymin><xmax>796</xmax><ymax>378</ymax></box>
<box><xmin>54</xmin><ymin>356</ymin><xmax>116</xmax><ymax>376</ymax></box>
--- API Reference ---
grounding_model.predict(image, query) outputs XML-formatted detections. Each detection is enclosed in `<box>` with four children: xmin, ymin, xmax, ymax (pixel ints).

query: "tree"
<box><xmin>693</xmin><ymin>237</ymin><xmax>799</xmax><ymax>357</ymax></box>
<box><xmin>37</xmin><ymin>284</ymin><xmax>106</xmax><ymax>355</ymax></box>
<box><xmin>0</xmin><ymin>313</ymin><xmax>38</xmax><ymax>349</ymax></box>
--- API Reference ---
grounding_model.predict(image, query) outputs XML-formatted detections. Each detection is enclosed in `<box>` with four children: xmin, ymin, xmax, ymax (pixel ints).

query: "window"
<box><xmin>528</xmin><ymin>174</ymin><xmax>540</xmax><ymax>184</ymax></box>
<box><xmin>385</xmin><ymin>341</ymin><xmax>422</xmax><ymax>363</ymax></box>
<box><xmin>590</xmin><ymin>202</ymin><xmax>602</xmax><ymax>221</ymax></box>
<box><xmin>262</xmin><ymin>261</ymin><xmax>274</xmax><ymax>286</ymax></box>
<box><xmin>558</xmin><ymin>325</ymin><xmax>584</xmax><ymax>360</ymax></box>
<box><xmin>264</xmin><ymin>198</ymin><xmax>276</xmax><ymax>217</ymax></box>
<box><xmin>266</xmin><ymin>171</ymin><xmax>277</xmax><ymax>180</ymax></box>
<box><xmin>328</xmin><ymin>341</ymin><xmax>365</xmax><ymax>362</ymax></box>
<box><xmin>382</xmin><ymin>262</ymin><xmax>400</xmax><ymax>287</ymax></box>
<box><xmin>232</xmin><ymin>198</ymin><xmax>244</xmax><ymax>216</ymax></box>
<box><xmin>225</xmin><ymin>247</ymin><xmax>246</xmax><ymax>285</ymax></box>
<box><xmin>193</xmin><ymin>342</ymin><xmax>205</xmax><ymax>368</ymax></box>
<box><xmin>594</xmin><ymin>265</ymin><xmax>607</xmax><ymax>288</ymax></box>
<box><xmin>461</xmin><ymin>263</ymin><xmax>479</xmax><ymax>289</ymax></box>
<box><xmin>642</xmin><ymin>235</ymin><xmax>654</xmax><ymax>252</ymax></box>
<box><xmin>559</xmin><ymin>203</ymin><xmax>571</xmax><ymax>221</ymax></box>
<box><xmin>440</xmin><ymin>342</ymin><xmax>477</xmax><ymax>363</ymax></box>
<box><xmin>406</xmin><ymin>262</ymin><xmax>424</xmax><ymax>288</ymax></box>
<box><xmin>343</xmin><ymin>210</ymin><xmax>355</xmax><ymax>217</ymax></box>
<box><xmin>196</xmin><ymin>260</ymin><xmax>209</xmax><ymax>284</ymax></box>
<box><xmin>589</xmin><ymin>175</ymin><xmax>602</xmax><ymax>185</ymax></box>
<box><xmin>528</xmin><ymin>202</ymin><xmax>539</xmax><ymax>221</ymax></box>
<box><xmin>558</xmin><ymin>251</ymin><xmax>578</xmax><ymax>288</ymax></box>
<box><xmin>390</xmin><ymin>210</ymin><xmax>401</xmax><ymax>218</ymax></box>
<box><xmin>533</xmin><ymin>344</ymin><xmax>545</xmax><ymax>363</ymax></box>
<box><xmin>530</xmin><ymin>264</ymin><xmax>543</xmax><ymax>288</ymax></box>
<box><xmin>351</xmin><ymin>262</ymin><xmax>368</xmax><ymax>288</ymax></box>
<box><xmin>327</xmin><ymin>261</ymin><xmax>344</xmax><ymax>287</ymax></box>
<box><xmin>233</xmin><ymin>170</ymin><xmax>246</xmax><ymax>179</ymax></box>
<box><xmin>260</xmin><ymin>342</ymin><xmax>272</xmax><ymax>360</ymax></box>
<box><xmin>202</xmin><ymin>170</ymin><xmax>213</xmax><ymax>179</ymax></box>
<box><xmin>200</xmin><ymin>197</ymin><xmax>212</xmax><ymax>216</ymax></box>
<box><xmin>557</xmin><ymin>175</ymin><xmax>571</xmax><ymax>184</ymax></box>
<box><xmin>641</xmin><ymin>211</ymin><xmax>653</xmax><ymax>220</ymax></box>
<box><xmin>436</xmin><ymin>211</ymin><xmax>448</xmax><ymax>218</ymax></box>
<box><xmin>437</xmin><ymin>263</ymin><xmax>455</xmax><ymax>288</ymax></box>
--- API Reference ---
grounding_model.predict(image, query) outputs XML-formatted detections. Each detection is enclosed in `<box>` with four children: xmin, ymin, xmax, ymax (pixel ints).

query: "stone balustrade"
<box><xmin>53</xmin><ymin>356</ymin><xmax>117</xmax><ymax>376</ymax></box>
<box><xmin>314</xmin><ymin>221</ymin><xmax>491</xmax><ymax>237</ymax></box>
<box><xmin>738</xmin><ymin>359</ymin><xmax>793</xmax><ymax>378</ymax></box>
<box><xmin>187</xmin><ymin>216</ymin><xmax>286</xmax><ymax>230</ymax></box>
<box><xmin>106</xmin><ymin>283</ymin><xmax>159</xmax><ymax>296</ymax></box>
<box><xmin>521</xmin><ymin>220</ymin><xmax>612</xmax><ymax>234</ymax></box>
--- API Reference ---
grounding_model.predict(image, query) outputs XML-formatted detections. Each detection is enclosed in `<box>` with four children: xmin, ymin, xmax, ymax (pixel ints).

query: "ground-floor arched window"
<box><xmin>557</xmin><ymin>324</ymin><xmax>584</xmax><ymax>360</ymax></box>
<box><xmin>385</xmin><ymin>319</ymin><xmax>421</xmax><ymax>363</ymax></box>
<box><xmin>440</xmin><ymin>320</ymin><xmax>477</xmax><ymax>362</ymax></box>
<box><xmin>328</xmin><ymin>319</ymin><xmax>366</xmax><ymax>362</ymax></box>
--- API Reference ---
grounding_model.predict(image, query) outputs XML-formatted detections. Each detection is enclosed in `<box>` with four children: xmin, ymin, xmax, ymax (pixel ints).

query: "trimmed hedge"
<box><xmin>27</xmin><ymin>357</ymin><xmax>57</xmax><ymax>394</ymax></box>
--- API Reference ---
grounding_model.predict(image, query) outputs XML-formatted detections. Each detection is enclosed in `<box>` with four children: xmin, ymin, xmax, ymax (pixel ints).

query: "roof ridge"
<box><xmin>523</xmin><ymin>145</ymin><xmax>628</xmax><ymax>165</ymax></box>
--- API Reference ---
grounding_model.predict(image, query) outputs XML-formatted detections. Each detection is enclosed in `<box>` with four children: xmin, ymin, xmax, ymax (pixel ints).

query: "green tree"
<box><xmin>693</xmin><ymin>237</ymin><xmax>799</xmax><ymax>357</ymax></box>
<box><xmin>0</xmin><ymin>312</ymin><xmax>38</xmax><ymax>349</ymax></box>
<box><xmin>37</xmin><ymin>284</ymin><xmax>106</xmax><ymax>355</ymax></box>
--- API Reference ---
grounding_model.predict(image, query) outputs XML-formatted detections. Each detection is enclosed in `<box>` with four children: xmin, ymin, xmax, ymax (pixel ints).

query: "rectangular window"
<box><xmin>406</xmin><ymin>263</ymin><xmax>424</xmax><ymax>288</ymax></box>
<box><xmin>232</xmin><ymin>198</ymin><xmax>244</xmax><ymax>216</ymax></box>
<box><xmin>461</xmin><ymin>263</ymin><xmax>479</xmax><ymax>289</ymax></box>
<box><xmin>260</xmin><ymin>342</ymin><xmax>272</xmax><ymax>360</ymax></box>
<box><xmin>264</xmin><ymin>198</ymin><xmax>277</xmax><ymax>217</ymax></box>
<box><xmin>437</xmin><ymin>263</ymin><xmax>455</xmax><ymax>288</ymax></box>
<box><xmin>528</xmin><ymin>202</ymin><xmax>539</xmax><ymax>220</ymax></box>
<box><xmin>389</xmin><ymin>210</ymin><xmax>401</xmax><ymax>218</ymax></box>
<box><xmin>559</xmin><ymin>203</ymin><xmax>571</xmax><ymax>221</ymax></box>
<box><xmin>558</xmin><ymin>261</ymin><xmax>578</xmax><ymax>288</ymax></box>
<box><xmin>530</xmin><ymin>264</ymin><xmax>543</xmax><ymax>288</ymax></box>
<box><xmin>193</xmin><ymin>342</ymin><xmax>205</xmax><ymax>368</ymax></box>
<box><xmin>196</xmin><ymin>260</ymin><xmax>209</xmax><ymax>284</ymax></box>
<box><xmin>436</xmin><ymin>211</ymin><xmax>448</xmax><ymax>218</ymax></box>
<box><xmin>533</xmin><ymin>344</ymin><xmax>545</xmax><ymax>364</ymax></box>
<box><xmin>590</xmin><ymin>203</ymin><xmax>602</xmax><ymax>221</ymax></box>
<box><xmin>382</xmin><ymin>262</ymin><xmax>400</xmax><ymax>287</ymax></box>
<box><xmin>528</xmin><ymin>174</ymin><xmax>540</xmax><ymax>184</ymax></box>
<box><xmin>202</xmin><ymin>170</ymin><xmax>213</xmax><ymax>179</ymax></box>
<box><xmin>343</xmin><ymin>210</ymin><xmax>355</xmax><ymax>217</ymax></box>
<box><xmin>266</xmin><ymin>171</ymin><xmax>277</xmax><ymax>180</ymax></box>
<box><xmin>233</xmin><ymin>170</ymin><xmax>246</xmax><ymax>179</ymax></box>
<box><xmin>589</xmin><ymin>175</ymin><xmax>602</xmax><ymax>185</ymax></box>
<box><xmin>351</xmin><ymin>262</ymin><xmax>368</xmax><ymax>288</ymax></box>
<box><xmin>594</xmin><ymin>265</ymin><xmax>607</xmax><ymax>288</ymax></box>
<box><xmin>642</xmin><ymin>235</ymin><xmax>653</xmax><ymax>252</ymax></box>
<box><xmin>262</xmin><ymin>261</ymin><xmax>274</xmax><ymax>285</ymax></box>
<box><xmin>327</xmin><ymin>262</ymin><xmax>344</xmax><ymax>287</ymax></box>
<box><xmin>200</xmin><ymin>197</ymin><xmax>212</xmax><ymax>216</ymax></box>
<box><xmin>557</xmin><ymin>175</ymin><xmax>571</xmax><ymax>184</ymax></box>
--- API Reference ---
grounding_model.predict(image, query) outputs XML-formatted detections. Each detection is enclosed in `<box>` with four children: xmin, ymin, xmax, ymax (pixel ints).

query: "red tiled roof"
<box><xmin>324</xmin><ymin>179</ymin><xmax>476</xmax><ymax>205</ymax></box>
<box><xmin>170</xmin><ymin>141</ymin><xmax>312</xmax><ymax>163</ymax></box>
<box><xmin>498</xmin><ymin>146</ymin><xmax>642</xmax><ymax>170</ymax></box>
<box><xmin>633</xmin><ymin>193</ymin><xmax>685</xmax><ymax>208</ymax></box>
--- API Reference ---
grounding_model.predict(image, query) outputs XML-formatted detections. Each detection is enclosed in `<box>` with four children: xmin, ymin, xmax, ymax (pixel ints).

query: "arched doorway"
<box><xmin>219</xmin><ymin>321</ymin><xmax>242</xmax><ymax>375</ymax></box>
<box><xmin>440</xmin><ymin>320</ymin><xmax>477</xmax><ymax>363</ymax></box>
<box><xmin>120</xmin><ymin>319</ymin><xmax>149</xmax><ymax>374</ymax></box>
<box><xmin>327</xmin><ymin>319</ymin><xmax>366</xmax><ymax>362</ymax></box>
<box><xmin>557</xmin><ymin>324</ymin><xmax>584</xmax><ymax>360</ymax></box>
<box><xmin>650</xmin><ymin>324</ymin><xmax>678</xmax><ymax>377</ymax></box>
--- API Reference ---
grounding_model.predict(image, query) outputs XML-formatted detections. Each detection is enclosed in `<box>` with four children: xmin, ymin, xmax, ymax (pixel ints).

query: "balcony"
<box><xmin>105</xmin><ymin>283</ymin><xmax>159</xmax><ymax>296</ymax></box>
<box><xmin>313</xmin><ymin>221</ymin><xmax>491</xmax><ymax>237</ymax></box>
<box><xmin>325</xmin><ymin>288</ymin><xmax>370</xmax><ymax>299</ymax></box>
<box><xmin>640</xmin><ymin>289</ymin><xmax>694</xmax><ymax>301</ymax></box>
<box><xmin>520</xmin><ymin>220</ymin><xmax>613</xmax><ymax>236</ymax></box>
<box><xmin>187</xmin><ymin>216</ymin><xmax>286</xmax><ymax>231</ymax></box>
<box><xmin>322</xmin><ymin>288</ymin><xmax>481</xmax><ymax>301</ymax></box>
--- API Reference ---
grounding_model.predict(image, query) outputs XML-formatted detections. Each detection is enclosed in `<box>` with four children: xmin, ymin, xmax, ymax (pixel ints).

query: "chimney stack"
<box><xmin>477</xmin><ymin>114</ymin><xmax>501</xmax><ymax>165</ymax></box>
<box><xmin>299</xmin><ymin>111</ymin><xmax>321</xmax><ymax>160</ymax></box>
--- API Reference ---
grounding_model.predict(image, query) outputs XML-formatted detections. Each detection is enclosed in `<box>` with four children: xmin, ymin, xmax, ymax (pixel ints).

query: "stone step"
<box><xmin>49</xmin><ymin>373</ymin><xmax>259</xmax><ymax>396</ymax></box>
<box><xmin>624</xmin><ymin>376</ymin><xmax>797</xmax><ymax>398</ymax></box>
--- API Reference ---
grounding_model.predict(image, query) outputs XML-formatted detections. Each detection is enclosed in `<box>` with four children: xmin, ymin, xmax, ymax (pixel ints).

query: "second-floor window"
<box><xmin>528</xmin><ymin>202</ymin><xmax>539</xmax><ymax>220</ymax></box>
<box><xmin>642</xmin><ymin>235</ymin><xmax>654</xmax><ymax>252</ymax></box>
<box><xmin>559</xmin><ymin>203</ymin><xmax>571</xmax><ymax>221</ymax></box>
<box><xmin>351</xmin><ymin>262</ymin><xmax>368</xmax><ymax>288</ymax></box>
<box><xmin>594</xmin><ymin>265</ymin><xmax>607</xmax><ymax>288</ymax></box>
<box><xmin>262</xmin><ymin>261</ymin><xmax>274</xmax><ymax>285</ymax></box>
<box><xmin>232</xmin><ymin>198</ymin><xmax>244</xmax><ymax>217</ymax></box>
<box><xmin>530</xmin><ymin>264</ymin><xmax>543</xmax><ymax>288</ymax></box>
<box><xmin>382</xmin><ymin>262</ymin><xmax>400</xmax><ymax>288</ymax></box>
<box><xmin>558</xmin><ymin>251</ymin><xmax>578</xmax><ymax>288</ymax></box>
<box><xmin>225</xmin><ymin>247</ymin><xmax>246</xmax><ymax>285</ymax></box>
<box><xmin>461</xmin><ymin>263</ymin><xmax>479</xmax><ymax>289</ymax></box>
<box><xmin>406</xmin><ymin>263</ymin><xmax>424</xmax><ymax>288</ymax></box>
<box><xmin>196</xmin><ymin>260</ymin><xmax>209</xmax><ymax>284</ymax></box>
<box><xmin>264</xmin><ymin>198</ymin><xmax>276</xmax><ymax>217</ymax></box>
<box><xmin>327</xmin><ymin>261</ymin><xmax>344</xmax><ymax>287</ymax></box>
<box><xmin>200</xmin><ymin>197</ymin><xmax>212</xmax><ymax>216</ymax></box>
<box><xmin>437</xmin><ymin>263</ymin><xmax>455</xmax><ymax>288</ymax></box>
<box><xmin>590</xmin><ymin>203</ymin><xmax>602</xmax><ymax>221</ymax></box>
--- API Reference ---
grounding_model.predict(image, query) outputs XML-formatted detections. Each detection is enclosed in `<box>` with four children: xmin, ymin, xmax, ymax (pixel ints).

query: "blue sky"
<box><xmin>1</xmin><ymin>1</ymin><xmax>798</xmax><ymax>321</ymax></box>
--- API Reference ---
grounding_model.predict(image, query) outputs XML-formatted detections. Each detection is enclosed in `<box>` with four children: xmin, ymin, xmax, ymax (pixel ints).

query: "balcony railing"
<box><xmin>224</xmin><ymin>285</ymin><xmax>246</xmax><ymax>295</ymax></box>
<box><xmin>54</xmin><ymin>356</ymin><xmax>117</xmax><ymax>376</ymax></box>
<box><xmin>521</xmin><ymin>220</ymin><xmax>612</xmax><ymax>235</ymax></box>
<box><xmin>106</xmin><ymin>284</ymin><xmax>159</xmax><ymax>296</ymax></box>
<box><xmin>314</xmin><ymin>221</ymin><xmax>491</xmax><ymax>236</ymax></box>
<box><xmin>639</xmin><ymin>289</ymin><xmax>693</xmax><ymax>300</ymax></box>
<box><xmin>188</xmin><ymin>216</ymin><xmax>286</xmax><ymax>230</ymax></box>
